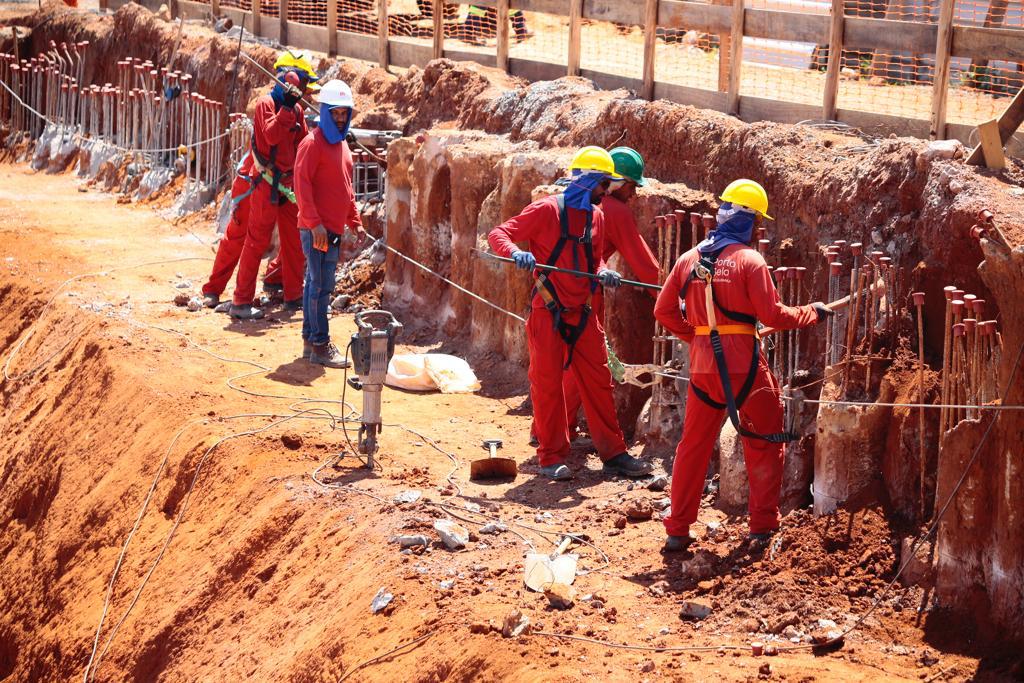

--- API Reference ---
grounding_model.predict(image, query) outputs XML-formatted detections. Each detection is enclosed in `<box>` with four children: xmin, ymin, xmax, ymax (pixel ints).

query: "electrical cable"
<box><xmin>337</xmin><ymin>631</ymin><xmax>433</xmax><ymax>682</ymax></box>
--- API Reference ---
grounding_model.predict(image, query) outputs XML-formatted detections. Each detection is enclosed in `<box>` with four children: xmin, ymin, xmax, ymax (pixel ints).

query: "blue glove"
<box><xmin>597</xmin><ymin>268</ymin><xmax>622</xmax><ymax>288</ymax></box>
<box><xmin>512</xmin><ymin>250</ymin><xmax>536</xmax><ymax>271</ymax></box>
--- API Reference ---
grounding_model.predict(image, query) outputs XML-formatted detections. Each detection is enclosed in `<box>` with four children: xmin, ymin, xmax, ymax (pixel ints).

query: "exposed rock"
<box><xmin>370</xmin><ymin>587</ymin><xmax>394</xmax><ymax>614</ymax></box>
<box><xmin>433</xmin><ymin>519</ymin><xmax>469</xmax><ymax>550</ymax></box>
<box><xmin>647</xmin><ymin>475</ymin><xmax>669</xmax><ymax>492</ymax></box>
<box><xmin>469</xmin><ymin>621</ymin><xmax>491</xmax><ymax>634</ymax></box>
<box><xmin>173</xmin><ymin>292</ymin><xmax>189</xmax><ymax>306</ymax></box>
<box><xmin>186</xmin><ymin>296</ymin><xmax>203</xmax><ymax>312</ymax></box>
<box><xmin>479</xmin><ymin>521</ymin><xmax>507</xmax><ymax>535</ymax></box>
<box><xmin>544</xmin><ymin>582</ymin><xmax>575</xmax><ymax>610</ymax></box>
<box><xmin>613</xmin><ymin>516</ymin><xmax>627</xmax><ymax>529</ymax></box>
<box><xmin>624</xmin><ymin>499</ymin><xmax>653</xmax><ymax>521</ymax></box>
<box><xmin>393</xmin><ymin>490</ymin><xmax>422</xmax><ymax>504</ymax></box>
<box><xmin>280</xmin><ymin>433</ymin><xmax>302</xmax><ymax>450</ymax></box>
<box><xmin>393</xmin><ymin>535</ymin><xmax>429</xmax><ymax>548</ymax></box>
<box><xmin>769</xmin><ymin>611</ymin><xmax>799</xmax><ymax>634</ymax></box>
<box><xmin>501</xmin><ymin>609</ymin><xmax>530</xmax><ymax>638</ymax></box>
<box><xmin>678</xmin><ymin>598</ymin><xmax>712</xmax><ymax>620</ymax></box>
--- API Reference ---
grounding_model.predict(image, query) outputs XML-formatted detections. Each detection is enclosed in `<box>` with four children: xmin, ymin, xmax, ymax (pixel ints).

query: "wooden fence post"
<box><xmin>432</xmin><ymin>0</ymin><xmax>444</xmax><ymax>60</ymax></box>
<box><xmin>211</xmin><ymin>0</ymin><xmax>220</xmax><ymax>18</ymax></box>
<box><xmin>252</xmin><ymin>0</ymin><xmax>262</xmax><ymax>37</ymax></box>
<box><xmin>378</xmin><ymin>0</ymin><xmax>390</xmax><ymax>70</ymax></box>
<box><xmin>279</xmin><ymin>0</ymin><xmax>289</xmax><ymax>45</ymax></box>
<box><xmin>641</xmin><ymin>0</ymin><xmax>658</xmax><ymax>100</ymax></box>
<box><xmin>930</xmin><ymin>0</ymin><xmax>956</xmax><ymax>139</ymax></box>
<box><xmin>327</xmin><ymin>0</ymin><xmax>338</xmax><ymax>56</ymax></box>
<box><xmin>726</xmin><ymin>0</ymin><xmax>744</xmax><ymax>115</ymax></box>
<box><xmin>497</xmin><ymin>0</ymin><xmax>510</xmax><ymax>73</ymax></box>
<box><xmin>568</xmin><ymin>0</ymin><xmax>583</xmax><ymax>77</ymax></box>
<box><xmin>822</xmin><ymin>0</ymin><xmax>845</xmax><ymax>121</ymax></box>
<box><xmin>714</xmin><ymin>0</ymin><xmax>730</xmax><ymax>91</ymax></box>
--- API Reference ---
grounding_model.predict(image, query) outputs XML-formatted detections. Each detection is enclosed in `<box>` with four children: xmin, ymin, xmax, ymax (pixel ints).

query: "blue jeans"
<box><xmin>300</xmin><ymin>230</ymin><xmax>340</xmax><ymax>346</ymax></box>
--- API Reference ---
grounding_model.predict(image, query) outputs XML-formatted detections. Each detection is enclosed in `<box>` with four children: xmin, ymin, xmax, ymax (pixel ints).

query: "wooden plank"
<box><xmin>929</xmin><ymin>0</ymin><xmax>955</xmax><ymax>140</ymax></box>
<box><xmin>976</xmin><ymin>119</ymin><xmax>1007</xmax><ymax>170</ymax></box>
<box><xmin>966</xmin><ymin>85</ymin><xmax>1024</xmax><ymax>164</ymax></box>
<box><xmin>739</xmin><ymin>95</ymin><xmax>819</xmax><ymax>124</ymax></box>
<box><xmin>583</xmin><ymin>0</ymin><xmax>643</xmax><ymax>27</ymax></box>
<box><xmin>822</xmin><ymin>0</ymin><xmax>843</xmax><ymax>121</ymax></box>
<box><xmin>432</xmin><ymin>0</ymin><xmax>444</xmax><ymax>60</ymax></box>
<box><xmin>580</xmin><ymin>68</ymin><xmax>643</xmax><ymax>93</ymax></box>
<box><xmin>652</xmin><ymin>80</ymin><xmax>729</xmax><ymax>112</ymax></box>
<box><xmin>445</xmin><ymin>48</ymin><xmax>498</xmax><ymax>68</ymax></box>
<box><xmin>657</xmin><ymin>0</ymin><xmax>730</xmax><ymax>34</ymax></box>
<box><xmin>726</xmin><ymin>0</ymin><xmax>743</xmax><ymax>115</ymax></box>
<box><xmin>252</xmin><ymin>0</ymin><xmax>261</xmax><ymax>36</ymax></box>
<box><xmin>497</xmin><ymin>0</ymin><xmax>510</xmax><ymax>73</ymax></box>
<box><xmin>641</xmin><ymin>0</ymin><xmax>658</xmax><ymax>100</ymax></box>
<box><xmin>568</xmin><ymin>0</ymin><xmax>583</xmax><ymax>77</ymax></box>
<box><xmin>377</xmin><ymin>0</ymin><xmax>389</xmax><ymax>69</ymax></box>
<box><xmin>389</xmin><ymin>39</ymin><xmax>434</xmax><ymax>69</ymax></box>
<box><xmin>509</xmin><ymin>56</ymin><xmax>566</xmax><ymax>82</ymax></box>
<box><xmin>714</xmin><ymin>0</ymin><xmax>730</xmax><ymax>92</ymax></box>
<box><xmin>844</xmin><ymin>16</ymin><xmax>936</xmax><ymax>54</ymax></box>
<box><xmin>744</xmin><ymin>8</ymin><xmax>826</xmax><ymax>44</ymax></box>
<box><xmin>953</xmin><ymin>25</ymin><xmax>1024</xmax><ymax>63</ymax></box>
<box><xmin>326</xmin><ymin>0</ymin><xmax>337</xmax><ymax>55</ymax></box>
<box><xmin>279</xmin><ymin>0</ymin><xmax>289</xmax><ymax>46</ymax></box>
<box><xmin>511</xmin><ymin>0</ymin><xmax>569</xmax><ymax>15</ymax></box>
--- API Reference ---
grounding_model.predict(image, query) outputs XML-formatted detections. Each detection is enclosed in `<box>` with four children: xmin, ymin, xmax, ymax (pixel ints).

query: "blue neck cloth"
<box><xmin>319</xmin><ymin>105</ymin><xmax>352</xmax><ymax>144</ymax></box>
<box><xmin>559</xmin><ymin>170</ymin><xmax>607</xmax><ymax>211</ymax></box>
<box><xmin>697</xmin><ymin>202</ymin><xmax>756</xmax><ymax>255</ymax></box>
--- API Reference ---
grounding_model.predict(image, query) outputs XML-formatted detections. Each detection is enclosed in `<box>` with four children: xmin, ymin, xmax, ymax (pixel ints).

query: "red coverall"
<box><xmin>294</xmin><ymin>129</ymin><xmax>361</xmax><ymax>235</ymax></box>
<box><xmin>202</xmin><ymin>174</ymin><xmax>255</xmax><ymax>298</ymax></box>
<box><xmin>229</xmin><ymin>95</ymin><xmax>307</xmax><ymax>306</ymax></box>
<box><xmin>561</xmin><ymin>194</ymin><xmax>659</xmax><ymax>430</ymax></box>
<box><xmin>654</xmin><ymin>243</ymin><xmax>817</xmax><ymax>534</ymax></box>
<box><xmin>488</xmin><ymin>196</ymin><xmax>628</xmax><ymax>467</ymax></box>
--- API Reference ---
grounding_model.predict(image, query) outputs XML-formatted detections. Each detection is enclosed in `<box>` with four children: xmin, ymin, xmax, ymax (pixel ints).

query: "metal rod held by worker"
<box><xmin>476</xmin><ymin>250</ymin><xmax>662</xmax><ymax>291</ymax></box>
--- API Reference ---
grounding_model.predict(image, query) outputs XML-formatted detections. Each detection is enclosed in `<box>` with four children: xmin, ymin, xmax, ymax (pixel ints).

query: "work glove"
<box><xmin>281</xmin><ymin>84</ymin><xmax>302</xmax><ymax>108</ymax></box>
<box><xmin>597</xmin><ymin>268</ymin><xmax>622</xmax><ymax>288</ymax></box>
<box><xmin>511</xmin><ymin>250</ymin><xmax>536</xmax><ymax>271</ymax></box>
<box><xmin>812</xmin><ymin>302</ymin><xmax>834</xmax><ymax>322</ymax></box>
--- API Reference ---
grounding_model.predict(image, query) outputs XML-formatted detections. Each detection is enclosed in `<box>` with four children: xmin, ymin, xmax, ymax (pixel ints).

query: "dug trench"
<box><xmin>2</xmin><ymin>3</ymin><xmax>1024</xmax><ymax>681</ymax></box>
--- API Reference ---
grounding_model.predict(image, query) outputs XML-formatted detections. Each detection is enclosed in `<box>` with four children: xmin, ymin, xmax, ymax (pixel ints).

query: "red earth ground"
<box><xmin>1</xmin><ymin>160</ymin><xmax>1022</xmax><ymax>682</ymax></box>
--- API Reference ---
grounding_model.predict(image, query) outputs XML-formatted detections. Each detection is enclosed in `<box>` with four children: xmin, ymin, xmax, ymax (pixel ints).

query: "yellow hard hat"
<box><xmin>569</xmin><ymin>146</ymin><xmax>622</xmax><ymax>179</ymax></box>
<box><xmin>720</xmin><ymin>179</ymin><xmax>772</xmax><ymax>220</ymax></box>
<box><xmin>274</xmin><ymin>49</ymin><xmax>321</xmax><ymax>90</ymax></box>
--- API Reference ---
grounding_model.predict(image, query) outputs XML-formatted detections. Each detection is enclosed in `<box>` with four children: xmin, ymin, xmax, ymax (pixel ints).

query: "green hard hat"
<box><xmin>609</xmin><ymin>146</ymin><xmax>646</xmax><ymax>187</ymax></box>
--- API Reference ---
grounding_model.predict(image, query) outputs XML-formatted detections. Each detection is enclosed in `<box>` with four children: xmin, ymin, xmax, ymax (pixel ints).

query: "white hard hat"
<box><xmin>315</xmin><ymin>79</ymin><xmax>354</xmax><ymax>108</ymax></box>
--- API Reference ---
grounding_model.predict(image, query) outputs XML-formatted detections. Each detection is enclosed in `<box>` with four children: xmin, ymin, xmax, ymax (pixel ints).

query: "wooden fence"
<box><xmin>110</xmin><ymin>0</ymin><xmax>1024</xmax><ymax>155</ymax></box>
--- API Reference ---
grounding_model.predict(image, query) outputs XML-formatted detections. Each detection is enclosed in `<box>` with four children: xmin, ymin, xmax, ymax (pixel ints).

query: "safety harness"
<box><xmin>534</xmin><ymin>195</ymin><xmax>597</xmax><ymax>369</ymax></box>
<box><xmin>250</xmin><ymin>134</ymin><xmax>297</xmax><ymax>205</ymax></box>
<box><xmin>680</xmin><ymin>248</ymin><xmax>796</xmax><ymax>443</ymax></box>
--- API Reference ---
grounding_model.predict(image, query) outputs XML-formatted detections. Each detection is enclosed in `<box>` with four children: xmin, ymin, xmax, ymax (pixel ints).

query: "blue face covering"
<box><xmin>559</xmin><ymin>170</ymin><xmax>607</xmax><ymax>211</ymax></box>
<box><xmin>270</xmin><ymin>68</ymin><xmax>307</xmax><ymax>110</ymax></box>
<box><xmin>319</xmin><ymin>104</ymin><xmax>352</xmax><ymax>145</ymax></box>
<box><xmin>696</xmin><ymin>202</ymin><xmax>756</xmax><ymax>255</ymax></box>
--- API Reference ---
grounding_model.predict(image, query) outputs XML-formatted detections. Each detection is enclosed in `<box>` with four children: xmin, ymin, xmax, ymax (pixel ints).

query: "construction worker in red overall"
<box><xmin>653</xmin><ymin>179</ymin><xmax>832</xmax><ymax>551</ymax></box>
<box><xmin>547</xmin><ymin>147</ymin><xmax>659</xmax><ymax>441</ymax></box>
<box><xmin>201</xmin><ymin>50</ymin><xmax>317</xmax><ymax>319</ymax></box>
<box><xmin>488</xmin><ymin>147</ymin><xmax>651</xmax><ymax>481</ymax></box>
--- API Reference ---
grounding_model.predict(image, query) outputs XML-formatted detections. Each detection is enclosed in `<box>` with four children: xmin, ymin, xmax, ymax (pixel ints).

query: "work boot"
<box><xmin>283</xmin><ymin>297</ymin><xmax>303</xmax><ymax>312</ymax></box>
<box><xmin>539</xmin><ymin>463</ymin><xmax>572</xmax><ymax>481</ymax></box>
<box><xmin>310</xmin><ymin>342</ymin><xmax>350</xmax><ymax>369</ymax></box>
<box><xmin>302</xmin><ymin>339</ymin><xmax>313</xmax><ymax>360</ymax></box>
<box><xmin>748</xmin><ymin>530</ymin><xmax>777</xmax><ymax>552</ymax></box>
<box><xmin>229</xmin><ymin>304</ymin><xmax>264</xmax><ymax>320</ymax></box>
<box><xmin>661</xmin><ymin>532</ymin><xmax>698</xmax><ymax>553</ymax></box>
<box><xmin>602</xmin><ymin>452</ymin><xmax>652</xmax><ymax>478</ymax></box>
<box><xmin>202</xmin><ymin>293</ymin><xmax>219</xmax><ymax>309</ymax></box>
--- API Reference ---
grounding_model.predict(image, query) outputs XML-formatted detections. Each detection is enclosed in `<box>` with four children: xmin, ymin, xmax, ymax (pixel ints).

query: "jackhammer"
<box><xmin>347</xmin><ymin>310</ymin><xmax>402</xmax><ymax>469</ymax></box>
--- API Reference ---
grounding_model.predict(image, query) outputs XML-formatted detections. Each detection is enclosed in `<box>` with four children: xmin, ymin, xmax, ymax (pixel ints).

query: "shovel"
<box><xmin>470</xmin><ymin>439</ymin><xmax>517</xmax><ymax>481</ymax></box>
<box><xmin>524</xmin><ymin>535</ymin><xmax>578</xmax><ymax>592</ymax></box>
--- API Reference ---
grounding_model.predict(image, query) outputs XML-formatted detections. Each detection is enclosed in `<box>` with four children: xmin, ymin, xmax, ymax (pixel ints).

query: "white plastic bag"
<box><xmin>386</xmin><ymin>353</ymin><xmax>480</xmax><ymax>394</ymax></box>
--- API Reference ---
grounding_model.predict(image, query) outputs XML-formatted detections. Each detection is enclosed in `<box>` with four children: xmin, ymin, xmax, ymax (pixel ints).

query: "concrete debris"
<box><xmin>370</xmin><ymin>587</ymin><xmax>394</xmax><ymax>614</ymax></box>
<box><xmin>174</xmin><ymin>280</ymin><xmax>192</xmax><ymax>289</ymax></box>
<box><xmin>331</xmin><ymin>294</ymin><xmax>351</xmax><ymax>310</ymax></box>
<box><xmin>434</xmin><ymin>519</ymin><xmax>469</xmax><ymax>550</ymax></box>
<box><xmin>186</xmin><ymin>296</ymin><xmax>203</xmax><ymax>312</ymax></box>
<box><xmin>393</xmin><ymin>535</ymin><xmax>429</xmax><ymax>548</ymax></box>
<box><xmin>478</xmin><ymin>521</ymin><xmax>507</xmax><ymax>535</ymax></box>
<box><xmin>678</xmin><ymin>598</ymin><xmax>712</xmax><ymax>620</ymax></box>
<box><xmin>624</xmin><ymin>499</ymin><xmax>653</xmax><ymax>521</ymax></box>
<box><xmin>464</xmin><ymin>502</ymin><xmax>482</xmax><ymax>513</ymax></box>
<box><xmin>781</xmin><ymin>625</ymin><xmax>800</xmax><ymax>640</ymax></box>
<box><xmin>647</xmin><ymin>475</ymin><xmax>669</xmax><ymax>492</ymax></box>
<box><xmin>652</xmin><ymin>498</ymin><xmax>671</xmax><ymax>511</ymax></box>
<box><xmin>393</xmin><ymin>490</ymin><xmax>422</xmax><ymax>504</ymax></box>
<box><xmin>544</xmin><ymin>582</ymin><xmax>575</xmax><ymax>610</ymax></box>
<box><xmin>816</xmin><ymin>618</ymin><xmax>838</xmax><ymax>629</ymax></box>
<box><xmin>439</xmin><ymin>579</ymin><xmax>455</xmax><ymax>590</ymax></box>
<box><xmin>501</xmin><ymin>609</ymin><xmax>530</xmax><ymax>638</ymax></box>
<box><xmin>679</xmin><ymin>550</ymin><xmax>717</xmax><ymax>581</ymax></box>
